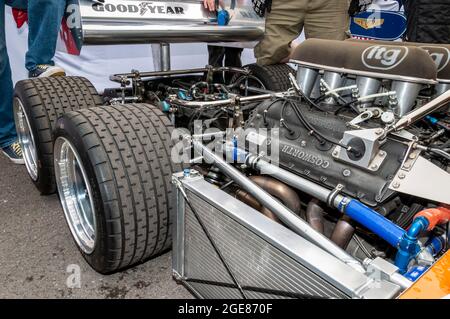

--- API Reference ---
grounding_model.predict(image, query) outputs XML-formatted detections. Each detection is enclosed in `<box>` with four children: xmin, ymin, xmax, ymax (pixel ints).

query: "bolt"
<box><xmin>300</xmin><ymin>141</ymin><xmax>307</xmax><ymax>147</ymax></box>
<box><xmin>398</xmin><ymin>172</ymin><xmax>406</xmax><ymax>179</ymax></box>
<box><xmin>379</xmin><ymin>151</ymin><xmax>386</xmax><ymax>157</ymax></box>
<box><xmin>332</xmin><ymin>151</ymin><xmax>339</xmax><ymax>157</ymax></box>
<box><xmin>392</xmin><ymin>182</ymin><xmax>400</xmax><ymax>189</ymax></box>
<box><xmin>371</xmin><ymin>164</ymin><xmax>378</xmax><ymax>170</ymax></box>
<box><xmin>403</xmin><ymin>163</ymin><xmax>411</xmax><ymax>169</ymax></box>
<box><xmin>375</xmin><ymin>128</ymin><xmax>383</xmax><ymax>135</ymax></box>
<box><xmin>409</xmin><ymin>153</ymin><xmax>416</xmax><ymax>159</ymax></box>
<box><xmin>342</xmin><ymin>169</ymin><xmax>351</xmax><ymax>177</ymax></box>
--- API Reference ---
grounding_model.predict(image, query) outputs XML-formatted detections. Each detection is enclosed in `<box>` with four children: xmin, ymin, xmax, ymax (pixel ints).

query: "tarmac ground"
<box><xmin>0</xmin><ymin>154</ymin><xmax>192</xmax><ymax>299</ymax></box>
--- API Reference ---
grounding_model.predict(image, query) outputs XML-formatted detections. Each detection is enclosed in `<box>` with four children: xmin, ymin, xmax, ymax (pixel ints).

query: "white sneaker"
<box><xmin>29</xmin><ymin>64</ymin><xmax>66</xmax><ymax>78</ymax></box>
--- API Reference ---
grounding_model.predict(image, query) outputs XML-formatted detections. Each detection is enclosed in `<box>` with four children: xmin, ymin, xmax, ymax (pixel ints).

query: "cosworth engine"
<box><xmin>169</xmin><ymin>39</ymin><xmax>450</xmax><ymax>298</ymax></box>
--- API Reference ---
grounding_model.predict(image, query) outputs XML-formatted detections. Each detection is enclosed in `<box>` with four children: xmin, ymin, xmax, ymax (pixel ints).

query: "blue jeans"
<box><xmin>0</xmin><ymin>0</ymin><xmax>66</xmax><ymax>148</ymax></box>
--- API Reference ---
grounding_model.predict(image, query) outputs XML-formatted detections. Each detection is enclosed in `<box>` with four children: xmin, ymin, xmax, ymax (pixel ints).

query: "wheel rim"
<box><xmin>14</xmin><ymin>98</ymin><xmax>38</xmax><ymax>181</ymax></box>
<box><xmin>54</xmin><ymin>137</ymin><xmax>97</xmax><ymax>254</ymax></box>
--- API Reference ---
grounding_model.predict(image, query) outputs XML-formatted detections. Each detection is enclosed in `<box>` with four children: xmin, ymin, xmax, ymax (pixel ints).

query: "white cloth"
<box><xmin>369</xmin><ymin>0</ymin><xmax>403</xmax><ymax>12</ymax></box>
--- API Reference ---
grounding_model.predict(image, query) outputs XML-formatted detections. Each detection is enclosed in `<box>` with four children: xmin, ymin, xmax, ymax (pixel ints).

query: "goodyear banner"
<box><xmin>350</xmin><ymin>0</ymin><xmax>406</xmax><ymax>41</ymax></box>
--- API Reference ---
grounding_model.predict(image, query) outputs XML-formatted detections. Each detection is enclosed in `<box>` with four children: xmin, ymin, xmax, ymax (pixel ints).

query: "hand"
<box><xmin>203</xmin><ymin>0</ymin><xmax>216</xmax><ymax>12</ymax></box>
<box><xmin>203</xmin><ymin>0</ymin><xmax>226</xmax><ymax>11</ymax></box>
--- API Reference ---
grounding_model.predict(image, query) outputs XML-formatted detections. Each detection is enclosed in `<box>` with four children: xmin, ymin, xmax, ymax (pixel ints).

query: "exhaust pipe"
<box><xmin>306</xmin><ymin>200</ymin><xmax>325</xmax><ymax>234</ymax></box>
<box><xmin>235</xmin><ymin>176</ymin><xmax>303</xmax><ymax>223</ymax></box>
<box><xmin>235</xmin><ymin>189</ymin><xmax>280</xmax><ymax>223</ymax></box>
<box><xmin>331</xmin><ymin>216</ymin><xmax>355</xmax><ymax>250</ymax></box>
<box><xmin>250</xmin><ymin>176</ymin><xmax>302</xmax><ymax>217</ymax></box>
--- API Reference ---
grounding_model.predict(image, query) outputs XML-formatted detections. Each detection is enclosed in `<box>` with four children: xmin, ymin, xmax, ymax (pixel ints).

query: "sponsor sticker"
<box><xmin>362</xmin><ymin>45</ymin><xmax>408</xmax><ymax>70</ymax></box>
<box><xmin>420</xmin><ymin>46</ymin><xmax>450</xmax><ymax>72</ymax></box>
<box><xmin>354</xmin><ymin>17</ymin><xmax>385</xmax><ymax>30</ymax></box>
<box><xmin>91</xmin><ymin>1</ymin><xmax>186</xmax><ymax>16</ymax></box>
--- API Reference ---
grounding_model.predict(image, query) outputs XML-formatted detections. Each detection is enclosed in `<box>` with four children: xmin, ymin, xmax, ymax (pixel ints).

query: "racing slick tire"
<box><xmin>231</xmin><ymin>63</ymin><xmax>295</xmax><ymax>94</ymax></box>
<box><xmin>13</xmin><ymin>76</ymin><xmax>102</xmax><ymax>195</ymax></box>
<box><xmin>53</xmin><ymin>104</ymin><xmax>182</xmax><ymax>274</ymax></box>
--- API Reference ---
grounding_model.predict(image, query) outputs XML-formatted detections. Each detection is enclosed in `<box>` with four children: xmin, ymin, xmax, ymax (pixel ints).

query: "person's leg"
<box><xmin>224</xmin><ymin>47</ymin><xmax>243</xmax><ymax>68</ymax></box>
<box><xmin>0</xmin><ymin>1</ymin><xmax>17</xmax><ymax>149</ymax></box>
<box><xmin>208</xmin><ymin>45</ymin><xmax>226</xmax><ymax>83</ymax></box>
<box><xmin>224</xmin><ymin>47</ymin><xmax>243</xmax><ymax>83</ymax></box>
<box><xmin>254</xmin><ymin>0</ymin><xmax>307</xmax><ymax>66</ymax></box>
<box><xmin>304</xmin><ymin>0</ymin><xmax>349</xmax><ymax>41</ymax></box>
<box><xmin>25</xmin><ymin>0</ymin><xmax>66</xmax><ymax>72</ymax></box>
<box><xmin>208</xmin><ymin>45</ymin><xmax>226</xmax><ymax>67</ymax></box>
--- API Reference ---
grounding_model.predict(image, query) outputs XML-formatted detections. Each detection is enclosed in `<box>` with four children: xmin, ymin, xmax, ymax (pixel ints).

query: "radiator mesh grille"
<box><xmin>183</xmin><ymin>191</ymin><xmax>349</xmax><ymax>299</ymax></box>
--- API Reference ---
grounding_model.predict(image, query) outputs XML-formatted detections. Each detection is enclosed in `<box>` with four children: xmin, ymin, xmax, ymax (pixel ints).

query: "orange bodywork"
<box><xmin>400</xmin><ymin>250</ymin><xmax>450</xmax><ymax>299</ymax></box>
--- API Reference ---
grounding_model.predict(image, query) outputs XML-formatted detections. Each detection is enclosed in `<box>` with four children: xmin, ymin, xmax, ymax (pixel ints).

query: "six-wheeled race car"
<box><xmin>12</xmin><ymin>0</ymin><xmax>450</xmax><ymax>299</ymax></box>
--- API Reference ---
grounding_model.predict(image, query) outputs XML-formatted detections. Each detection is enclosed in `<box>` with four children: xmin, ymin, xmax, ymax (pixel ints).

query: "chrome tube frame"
<box><xmin>390</xmin><ymin>90</ymin><xmax>450</xmax><ymax>132</ymax></box>
<box><xmin>170</xmin><ymin>92</ymin><xmax>289</xmax><ymax>108</ymax></box>
<box><xmin>109</xmin><ymin>66</ymin><xmax>251</xmax><ymax>83</ymax></box>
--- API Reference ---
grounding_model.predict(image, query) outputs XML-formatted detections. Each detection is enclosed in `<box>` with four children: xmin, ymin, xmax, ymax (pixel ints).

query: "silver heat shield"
<box><xmin>172</xmin><ymin>172</ymin><xmax>401</xmax><ymax>299</ymax></box>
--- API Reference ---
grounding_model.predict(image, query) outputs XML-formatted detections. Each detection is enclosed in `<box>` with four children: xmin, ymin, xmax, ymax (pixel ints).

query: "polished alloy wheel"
<box><xmin>54</xmin><ymin>137</ymin><xmax>97</xmax><ymax>254</ymax></box>
<box><xmin>14</xmin><ymin>98</ymin><xmax>38</xmax><ymax>181</ymax></box>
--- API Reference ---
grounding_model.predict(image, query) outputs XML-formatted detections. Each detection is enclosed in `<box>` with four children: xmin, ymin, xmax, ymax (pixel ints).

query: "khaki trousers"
<box><xmin>255</xmin><ymin>0</ymin><xmax>350</xmax><ymax>65</ymax></box>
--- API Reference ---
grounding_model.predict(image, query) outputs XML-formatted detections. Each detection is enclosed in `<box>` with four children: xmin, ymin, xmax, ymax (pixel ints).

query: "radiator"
<box><xmin>172</xmin><ymin>171</ymin><xmax>400</xmax><ymax>299</ymax></box>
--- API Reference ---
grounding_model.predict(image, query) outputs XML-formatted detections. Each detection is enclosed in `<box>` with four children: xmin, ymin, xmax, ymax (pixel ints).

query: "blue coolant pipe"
<box><xmin>338</xmin><ymin>199</ymin><xmax>405</xmax><ymax>247</ymax></box>
<box><xmin>243</xmin><ymin>151</ymin><xmax>443</xmax><ymax>274</ymax></box>
<box><xmin>337</xmin><ymin>198</ymin><xmax>431</xmax><ymax>273</ymax></box>
<box><xmin>338</xmin><ymin>198</ymin><xmax>446</xmax><ymax>273</ymax></box>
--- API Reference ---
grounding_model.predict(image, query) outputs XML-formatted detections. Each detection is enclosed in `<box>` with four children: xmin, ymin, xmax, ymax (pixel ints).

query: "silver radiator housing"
<box><xmin>172</xmin><ymin>172</ymin><xmax>401</xmax><ymax>299</ymax></box>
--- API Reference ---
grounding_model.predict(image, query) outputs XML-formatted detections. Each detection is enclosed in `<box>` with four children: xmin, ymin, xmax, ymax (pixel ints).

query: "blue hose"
<box><xmin>426</xmin><ymin>235</ymin><xmax>446</xmax><ymax>256</ymax></box>
<box><xmin>394</xmin><ymin>217</ymin><xmax>428</xmax><ymax>273</ymax></box>
<box><xmin>339</xmin><ymin>198</ymin><xmax>431</xmax><ymax>273</ymax></box>
<box><xmin>341</xmin><ymin>199</ymin><xmax>405</xmax><ymax>247</ymax></box>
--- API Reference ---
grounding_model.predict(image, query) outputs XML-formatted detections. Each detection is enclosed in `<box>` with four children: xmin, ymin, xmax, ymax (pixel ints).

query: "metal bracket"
<box><xmin>389</xmin><ymin>155</ymin><xmax>450</xmax><ymax>205</ymax></box>
<box><xmin>347</xmin><ymin>110</ymin><xmax>376</xmax><ymax>129</ymax></box>
<box><xmin>327</xmin><ymin>184</ymin><xmax>344</xmax><ymax>208</ymax></box>
<box><xmin>151</xmin><ymin>43</ymin><xmax>171</xmax><ymax>72</ymax></box>
<box><xmin>332</xmin><ymin>128</ymin><xmax>387</xmax><ymax>172</ymax></box>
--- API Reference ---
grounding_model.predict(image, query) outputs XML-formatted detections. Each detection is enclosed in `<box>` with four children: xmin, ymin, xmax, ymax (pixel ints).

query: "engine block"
<box><xmin>246</xmin><ymin>99</ymin><xmax>408</xmax><ymax>207</ymax></box>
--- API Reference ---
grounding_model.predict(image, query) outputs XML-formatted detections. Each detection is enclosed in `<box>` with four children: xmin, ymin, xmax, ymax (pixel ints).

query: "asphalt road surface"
<box><xmin>0</xmin><ymin>154</ymin><xmax>192</xmax><ymax>299</ymax></box>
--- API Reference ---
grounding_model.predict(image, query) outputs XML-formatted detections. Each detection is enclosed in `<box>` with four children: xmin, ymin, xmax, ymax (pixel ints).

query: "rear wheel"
<box><xmin>54</xmin><ymin>104</ymin><xmax>181</xmax><ymax>273</ymax></box>
<box><xmin>231</xmin><ymin>63</ymin><xmax>295</xmax><ymax>94</ymax></box>
<box><xmin>14</xmin><ymin>76</ymin><xmax>102</xmax><ymax>194</ymax></box>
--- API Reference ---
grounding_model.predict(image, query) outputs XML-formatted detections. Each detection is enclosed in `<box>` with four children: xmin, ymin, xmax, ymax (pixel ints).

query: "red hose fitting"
<box><xmin>414</xmin><ymin>207</ymin><xmax>450</xmax><ymax>231</ymax></box>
